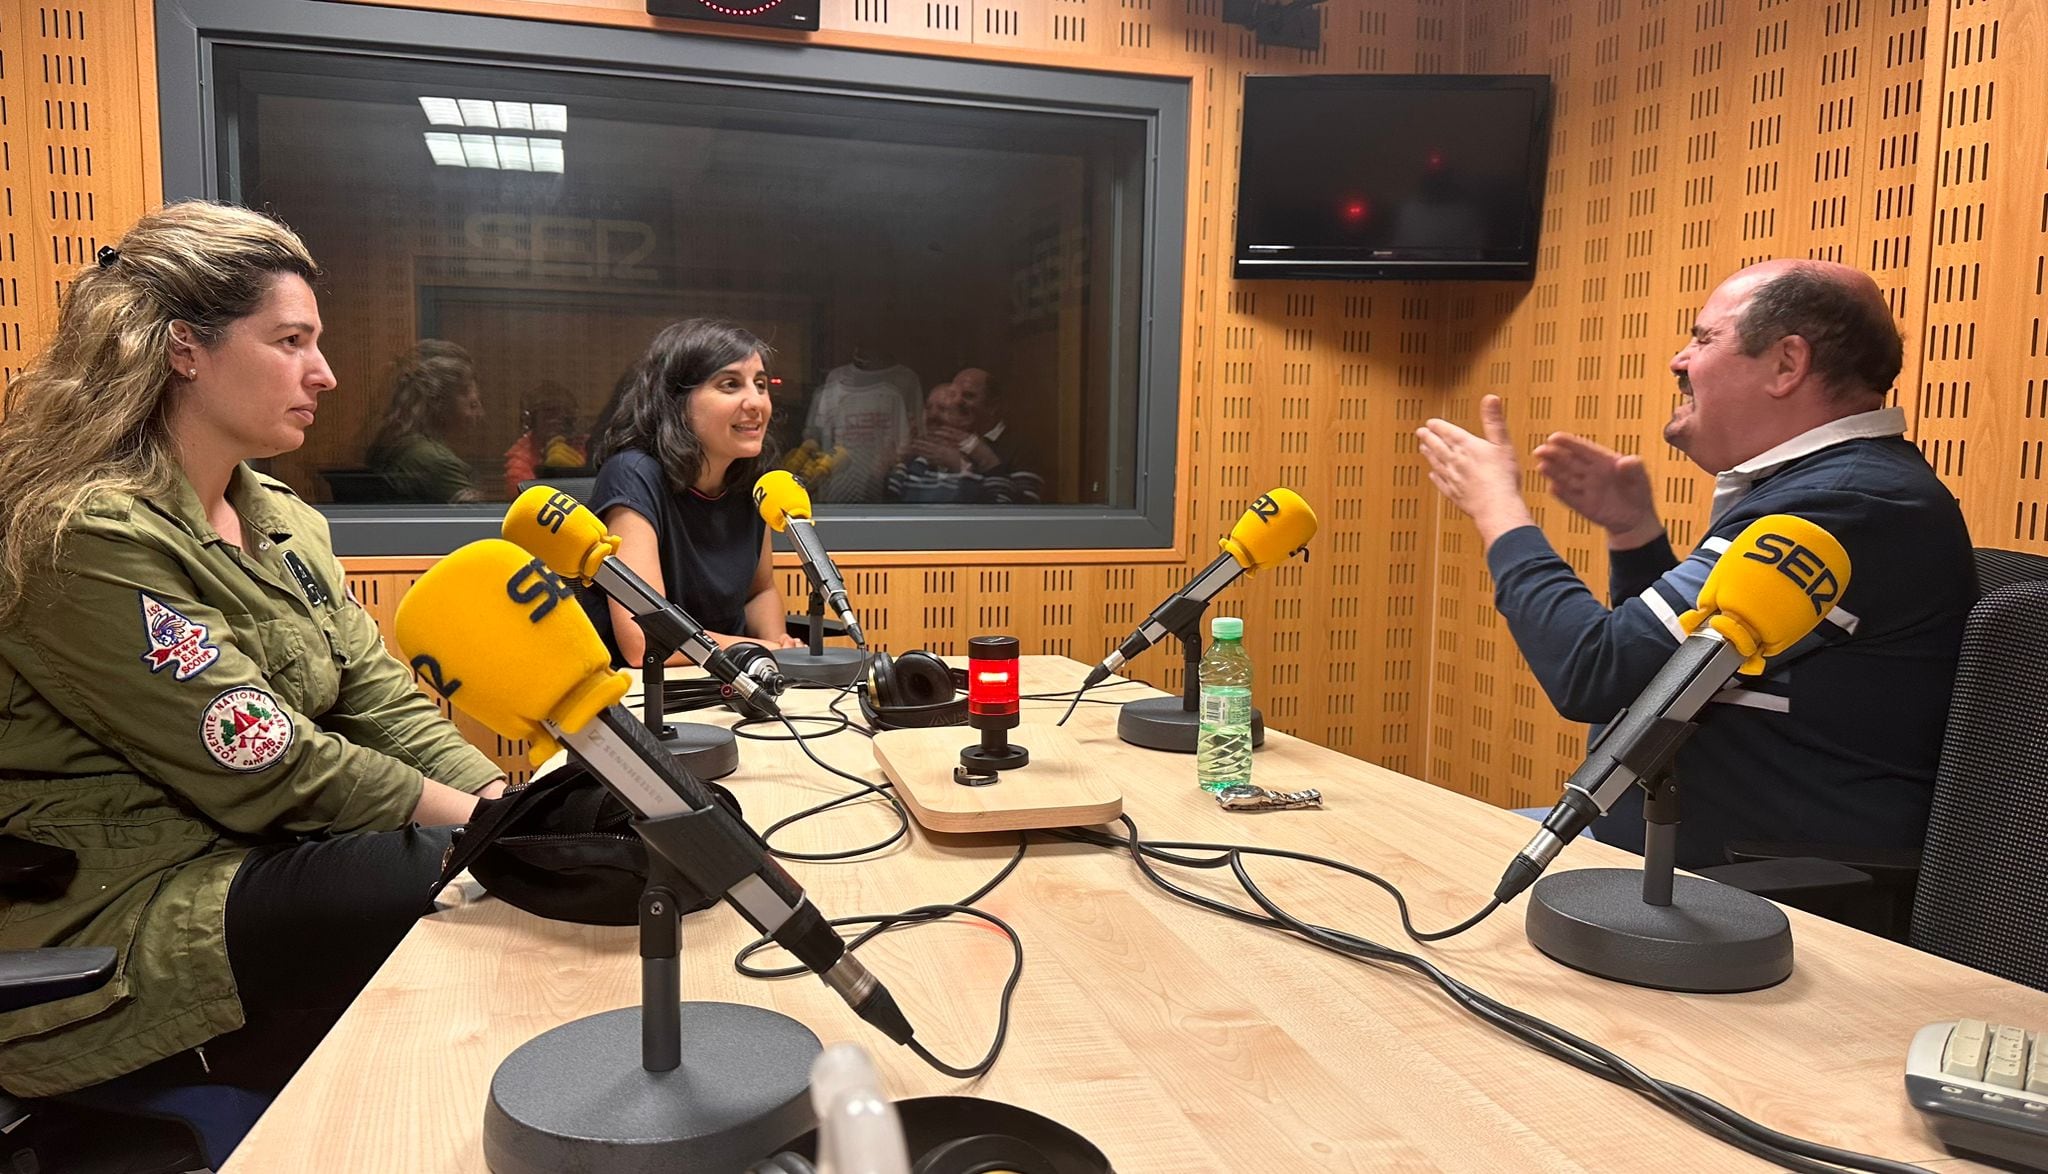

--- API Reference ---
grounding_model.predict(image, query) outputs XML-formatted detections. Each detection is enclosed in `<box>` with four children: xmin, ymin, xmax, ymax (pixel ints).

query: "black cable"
<box><xmin>732</xmin><ymin>712</ymin><xmax>853</xmax><ymax>741</ymax></box>
<box><xmin>756</xmin><ymin>712</ymin><xmax>911</xmax><ymax>862</ymax></box>
<box><xmin>824</xmin><ymin>681</ymin><xmax>877</xmax><ymax>739</ymax></box>
<box><xmin>1075</xmin><ymin>816</ymin><xmax>1921</xmax><ymax>1174</ymax></box>
<box><xmin>1046</xmin><ymin>824</ymin><xmax>1499</xmax><ymax>943</ymax></box>
<box><xmin>1055</xmin><ymin>682</ymin><xmax>1090</xmax><ymax>726</ymax></box>
<box><xmin>737</xmin><ymin>836</ymin><xmax>1030</xmax><ymax>1079</ymax></box>
<box><xmin>1224</xmin><ymin>853</ymin><xmax>1909</xmax><ymax>1174</ymax></box>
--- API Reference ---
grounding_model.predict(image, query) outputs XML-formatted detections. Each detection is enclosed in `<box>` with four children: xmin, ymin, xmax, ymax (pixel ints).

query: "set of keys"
<box><xmin>1213</xmin><ymin>783</ymin><xmax>1323</xmax><ymax>811</ymax></box>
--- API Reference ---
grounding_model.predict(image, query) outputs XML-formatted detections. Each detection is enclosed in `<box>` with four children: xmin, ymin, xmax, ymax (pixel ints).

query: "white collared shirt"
<box><xmin>957</xmin><ymin>419</ymin><xmax>1007</xmax><ymax>454</ymax></box>
<box><xmin>1708</xmin><ymin>406</ymin><xmax>1907</xmax><ymax>526</ymax></box>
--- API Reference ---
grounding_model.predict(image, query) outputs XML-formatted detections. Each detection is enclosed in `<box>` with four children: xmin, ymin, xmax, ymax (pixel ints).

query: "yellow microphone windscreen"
<box><xmin>752</xmin><ymin>469</ymin><xmax>812</xmax><ymax>532</ymax></box>
<box><xmin>1680</xmin><ymin>513</ymin><xmax>1851</xmax><ymax>674</ymax></box>
<box><xmin>1219</xmin><ymin>489</ymin><xmax>1319</xmax><ymax>572</ymax></box>
<box><xmin>395</xmin><ymin>538</ymin><xmax>629</xmax><ymax>764</ymax></box>
<box><xmin>502</xmin><ymin>485</ymin><xmax>618</xmax><ymax>584</ymax></box>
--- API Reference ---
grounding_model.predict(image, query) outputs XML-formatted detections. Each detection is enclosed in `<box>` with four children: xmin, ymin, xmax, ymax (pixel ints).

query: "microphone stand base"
<box><xmin>1116</xmin><ymin>696</ymin><xmax>1266</xmax><ymax>754</ymax></box>
<box><xmin>659</xmin><ymin>723</ymin><xmax>740</xmax><ymax>780</ymax></box>
<box><xmin>1525</xmin><ymin>868</ymin><xmax>1793</xmax><ymax>993</ymax></box>
<box><xmin>482</xmin><ymin>1002</ymin><xmax>820</xmax><ymax>1174</ymax></box>
<box><xmin>772</xmin><ymin>645</ymin><xmax>868</xmax><ymax>688</ymax></box>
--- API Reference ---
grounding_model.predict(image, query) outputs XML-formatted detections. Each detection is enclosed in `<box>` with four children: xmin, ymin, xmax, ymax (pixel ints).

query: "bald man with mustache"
<box><xmin>1417</xmin><ymin>260</ymin><xmax>1975</xmax><ymax>870</ymax></box>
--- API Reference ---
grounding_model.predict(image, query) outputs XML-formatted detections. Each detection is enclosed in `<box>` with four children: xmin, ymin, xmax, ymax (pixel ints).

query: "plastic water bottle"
<box><xmin>810</xmin><ymin>1044</ymin><xmax>910</xmax><ymax>1174</ymax></box>
<box><xmin>1196</xmin><ymin>616</ymin><xmax>1254</xmax><ymax>792</ymax></box>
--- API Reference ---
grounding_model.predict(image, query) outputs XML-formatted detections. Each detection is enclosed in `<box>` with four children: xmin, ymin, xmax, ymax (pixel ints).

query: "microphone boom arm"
<box><xmin>554</xmin><ymin>708</ymin><xmax>881</xmax><ymax>993</ymax></box>
<box><xmin>1499</xmin><ymin>629</ymin><xmax>1744</xmax><ymax>902</ymax></box>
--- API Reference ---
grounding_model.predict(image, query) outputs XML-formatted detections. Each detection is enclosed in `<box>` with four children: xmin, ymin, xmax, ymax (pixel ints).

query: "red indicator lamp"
<box><xmin>960</xmin><ymin>635</ymin><xmax>1029</xmax><ymax>772</ymax></box>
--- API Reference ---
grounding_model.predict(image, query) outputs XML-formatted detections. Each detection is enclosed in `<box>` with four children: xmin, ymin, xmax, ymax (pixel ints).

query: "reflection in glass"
<box><xmin>214</xmin><ymin>46</ymin><xmax>1147</xmax><ymax>511</ymax></box>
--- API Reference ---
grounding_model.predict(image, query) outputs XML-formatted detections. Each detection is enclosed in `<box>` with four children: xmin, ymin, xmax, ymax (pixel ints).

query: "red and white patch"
<box><xmin>199</xmin><ymin>687</ymin><xmax>295</xmax><ymax>772</ymax></box>
<box><xmin>139</xmin><ymin>592</ymin><xmax>219</xmax><ymax>681</ymax></box>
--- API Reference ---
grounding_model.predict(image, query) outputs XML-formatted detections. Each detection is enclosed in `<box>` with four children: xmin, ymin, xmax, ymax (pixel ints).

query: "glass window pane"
<box><xmin>215</xmin><ymin>45</ymin><xmax>1149</xmax><ymax>518</ymax></box>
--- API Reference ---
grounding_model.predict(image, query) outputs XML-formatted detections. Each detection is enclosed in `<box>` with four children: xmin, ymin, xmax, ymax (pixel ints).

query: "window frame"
<box><xmin>156</xmin><ymin>0</ymin><xmax>1189</xmax><ymax>557</ymax></box>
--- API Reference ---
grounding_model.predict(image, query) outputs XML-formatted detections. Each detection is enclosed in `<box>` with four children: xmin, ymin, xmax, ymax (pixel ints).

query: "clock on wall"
<box><xmin>646</xmin><ymin>0</ymin><xmax>820</xmax><ymax>29</ymax></box>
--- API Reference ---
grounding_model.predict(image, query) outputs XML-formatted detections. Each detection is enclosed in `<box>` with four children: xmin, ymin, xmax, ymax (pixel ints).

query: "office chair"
<box><xmin>0</xmin><ymin>835</ymin><xmax>263</xmax><ymax>1172</ymax></box>
<box><xmin>1699</xmin><ymin>548</ymin><xmax>2048</xmax><ymax>963</ymax></box>
<box><xmin>1904</xmin><ymin>569</ymin><xmax>2048</xmax><ymax>991</ymax></box>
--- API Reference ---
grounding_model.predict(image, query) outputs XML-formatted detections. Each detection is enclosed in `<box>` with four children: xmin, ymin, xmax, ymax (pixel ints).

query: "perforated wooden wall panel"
<box><xmin>0</xmin><ymin>3</ymin><xmax>156</xmax><ymax>386</ymax></box>
<box><xmin>9</xmin><ymin>0</ymin><xmax>2041</xmax><ymax>802</ymax></box>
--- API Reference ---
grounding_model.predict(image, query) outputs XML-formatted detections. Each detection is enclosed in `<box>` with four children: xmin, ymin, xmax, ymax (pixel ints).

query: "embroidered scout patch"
<box><xmin>139</xmin><ymin>592</ymin><xmax>220</xmax><ymax>681</ymax></box>
<box><xmin>199</xmin><ymin>686</ymin><xmax>294</xmax><ymax>772</ymax></box>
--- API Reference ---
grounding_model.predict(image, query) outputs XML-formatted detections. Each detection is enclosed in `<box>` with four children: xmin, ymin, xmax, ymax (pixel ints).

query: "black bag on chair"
<box><xmin>434</xmin><ymin>760</ymin><xmax>742</xmax><ymax>927</ymax></box>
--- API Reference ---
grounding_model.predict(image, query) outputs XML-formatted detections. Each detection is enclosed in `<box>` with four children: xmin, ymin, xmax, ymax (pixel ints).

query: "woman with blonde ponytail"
<box><xmin>0</xmin><ymin>202</ymin><xmax>505</xmax><ymax>1121</ymax></box>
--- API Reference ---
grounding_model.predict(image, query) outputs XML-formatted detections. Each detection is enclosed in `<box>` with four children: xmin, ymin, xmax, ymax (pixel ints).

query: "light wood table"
<box><xmin>226</xmin><ymin>657</ymin><xmax>2048</xmax><ymax>1171</ymax></box>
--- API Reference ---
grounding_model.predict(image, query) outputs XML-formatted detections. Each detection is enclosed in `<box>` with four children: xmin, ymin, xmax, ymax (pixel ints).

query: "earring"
<box><xmin>187</xmin><ymin>369</ymin><xmax>197</xmax><ymax>378</ymax></box>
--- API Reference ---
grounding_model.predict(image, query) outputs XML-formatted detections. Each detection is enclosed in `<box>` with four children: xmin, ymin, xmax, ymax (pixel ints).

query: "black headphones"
<box><xmin>857</xmin><ymin>650</ymin><xmax>970</xmax><ymax>730</ymax></box>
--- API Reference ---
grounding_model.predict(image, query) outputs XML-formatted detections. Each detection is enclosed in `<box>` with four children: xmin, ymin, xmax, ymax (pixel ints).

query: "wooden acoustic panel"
<box><xmin>9</xmin><ymin>0</ymin><xmax>2043</xmax><ymax>815</ymax></box>
<box><xmin>0</xmin><ymin>3</ymin><xmax>156</xmax><ymax>386</ymax></box>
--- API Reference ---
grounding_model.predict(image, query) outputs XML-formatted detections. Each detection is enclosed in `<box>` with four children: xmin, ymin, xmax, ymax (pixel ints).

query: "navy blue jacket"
<box><xmin>1488</xmin><ymin>436</ymin><xmax>1974</xmax><ymax>867</ymax></box>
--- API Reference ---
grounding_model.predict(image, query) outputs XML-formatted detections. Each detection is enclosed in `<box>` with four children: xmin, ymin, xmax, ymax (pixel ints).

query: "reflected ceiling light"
<box><xmin>456</xmin><ymin>98</ymin><xmax>500</xmax><ymax>128</ymax></box>
<box><xmin>495</xmin><ymin>135</ymin><xmax>533</xmax><ymax>171</ymax></box>
<box><xmin>418</xmin><ymin>97</ymin><xmax>569</xmax><ymax>136</ymax></box>
<box><xmin>421</xmin><ymin>131</ymin><xmax>564</xmax><ymax>174</ymax></box>
<box><xmin>422</xmin><ymin>131</ymin><xmax>466</xmax><ymax>166</ymax></box>
<box><xmin>418</xmin><ymin>96</ymin><xmax>463</xmax><ymax>126</ymax></box>
<box><xmin>459</xmin><ymin>133</ymin><xmax>501</xmax><ymax>168</ymax></box>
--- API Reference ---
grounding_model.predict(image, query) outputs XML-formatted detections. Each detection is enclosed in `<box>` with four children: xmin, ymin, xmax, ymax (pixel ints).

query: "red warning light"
<box><xmin>1343</xmin><ymin>199</ymin><xmax>1369</xmax><ymax>223</ymax></box>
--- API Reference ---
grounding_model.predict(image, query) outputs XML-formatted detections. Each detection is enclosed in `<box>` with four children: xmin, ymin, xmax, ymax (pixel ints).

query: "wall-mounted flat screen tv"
<box><xmin>1234</xmin><ymin>74</ymin><xmax>1553</xmax><ymax>281</ymax></box>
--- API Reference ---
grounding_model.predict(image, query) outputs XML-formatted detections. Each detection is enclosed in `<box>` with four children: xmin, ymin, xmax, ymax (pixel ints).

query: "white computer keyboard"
<box><xmin>1906</xmin><ymin>1019</ymin><xmax>2048</xmax><ymax>1171</ymax></box>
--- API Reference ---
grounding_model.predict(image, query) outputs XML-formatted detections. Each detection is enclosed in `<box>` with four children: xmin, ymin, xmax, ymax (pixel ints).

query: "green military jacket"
<box><xmin>368</xmin><ymin>433</ymin><xmax>477</xmax><ymax>504</ymax></box>
<box><xmin>0</xmin><ymin>465</ymin><xmax>499</xmax><ymax>1096</ymax></box>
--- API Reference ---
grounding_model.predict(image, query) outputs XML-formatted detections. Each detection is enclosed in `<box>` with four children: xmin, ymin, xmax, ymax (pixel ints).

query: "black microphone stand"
<box><xmin>773</xmin><ymin>586</ymin><xmax>866</xmax><ymax>688</ymax></box>
<box><xmin>1523</xmin><ymin>760</ymin><xmax>1795</xmax><ymax>993</ymax></box>
<box><xmin>483</xmin><ymin>809</ymin><xmax>821</xmax><ymax>1172</ymax></box>
<box><xmin>1115</xmin><ymin>597</ymin><xmax>1266</xmax><ymax>754</ymax></box>
<box><xmin>639</xmin><ymin>625</ymin><xmax>741</xmax><ymax>780</ymax></box>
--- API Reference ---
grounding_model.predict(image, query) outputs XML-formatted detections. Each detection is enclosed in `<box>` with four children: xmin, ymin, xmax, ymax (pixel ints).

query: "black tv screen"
<box><xmin>1234</xmin><ymin>74</ymin><xmax>1552</xmax><ymax>281</ymax></box>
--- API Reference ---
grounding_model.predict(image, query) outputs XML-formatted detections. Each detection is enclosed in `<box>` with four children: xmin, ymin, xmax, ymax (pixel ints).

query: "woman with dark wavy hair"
<box><xmin>581</xmin><ymin>318</ymin><xmax>800</xmax><ymax>667</ymax></box>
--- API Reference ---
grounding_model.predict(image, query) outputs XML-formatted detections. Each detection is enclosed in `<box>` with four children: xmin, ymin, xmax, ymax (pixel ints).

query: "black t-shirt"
<box><xmin>577</xmin><ymin>449</ymin><xmax>766</xmax><ymax>667</ymax></box>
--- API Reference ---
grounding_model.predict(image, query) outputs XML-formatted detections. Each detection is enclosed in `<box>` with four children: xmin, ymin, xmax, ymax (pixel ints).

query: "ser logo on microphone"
<box><xmin>1249</xmin><ymin>493</ymin><xmax>1280</xmax><ymax>522</ymax></box>
<box><xmin>1741</xmin><ymin>532</ymin><xmax>1841</xmax><ymax>614</ymax></box>
<box><xmin>507</xmin><ymin>558</ymin><xmax>574</xmax><ymax>622</ymax></box>
<box><xmin>409</xmin><ymin>655</ymin><xmax>460</xmax><ymax>701</ymax></box>
<box><xmin>534</xmin><ymin>491</ymin><xmax>578</xmax><ymax>535</ymax></box>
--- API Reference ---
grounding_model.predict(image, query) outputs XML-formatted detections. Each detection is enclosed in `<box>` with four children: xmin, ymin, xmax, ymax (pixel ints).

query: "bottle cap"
<box><xmin>1210</xmin><ymin>616</ymin><xmax>1244</xmax><ymax>640</ymax></box>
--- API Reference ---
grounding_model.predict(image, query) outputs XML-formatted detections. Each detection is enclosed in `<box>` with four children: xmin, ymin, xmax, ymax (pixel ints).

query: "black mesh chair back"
<box><xmin>1974</xmin><ymin>547</ymin><xmax>2048</xmax><ymax>595</ymax></box>
<box><xmin>1909</xmin><ymin>553</ymin><xmax>2048</xmax><ymax>991</ymax></box>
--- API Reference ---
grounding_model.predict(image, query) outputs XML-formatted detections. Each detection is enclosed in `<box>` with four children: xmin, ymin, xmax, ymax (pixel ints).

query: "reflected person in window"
<box><xmin>802</xmin><ymin>345</ymin><xmax>916</xmax><ymax>504</ymax></box>
<box><xmin>503</xmin><ymin>380</ymin><xmax>588</xmax><ymax>498</ymax></box>
<box><xmin>887</xmin><ymin>368</ymin><xmax>1043</xmax><ymax>504</ymax></box>
<box><xmin>365</xmin><ymin>340</ymin><xmax>486</xmax><ymax>503</ymax></box>
<box><xmin>0</xmin><ymin>202</ymin><xmax>507</xmax><ymax>1101</ymax></box>
<box><xmin>580</xmin><ymin>319</ymin><xmax>803</xmax><ymax>668</ymax></box>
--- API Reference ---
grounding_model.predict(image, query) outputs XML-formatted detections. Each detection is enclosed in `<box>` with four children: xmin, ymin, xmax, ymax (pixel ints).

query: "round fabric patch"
<box><xmin>199</xmin><ymin>686</ymin><xmax>295</xmax><ymax>772</ymax></box>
